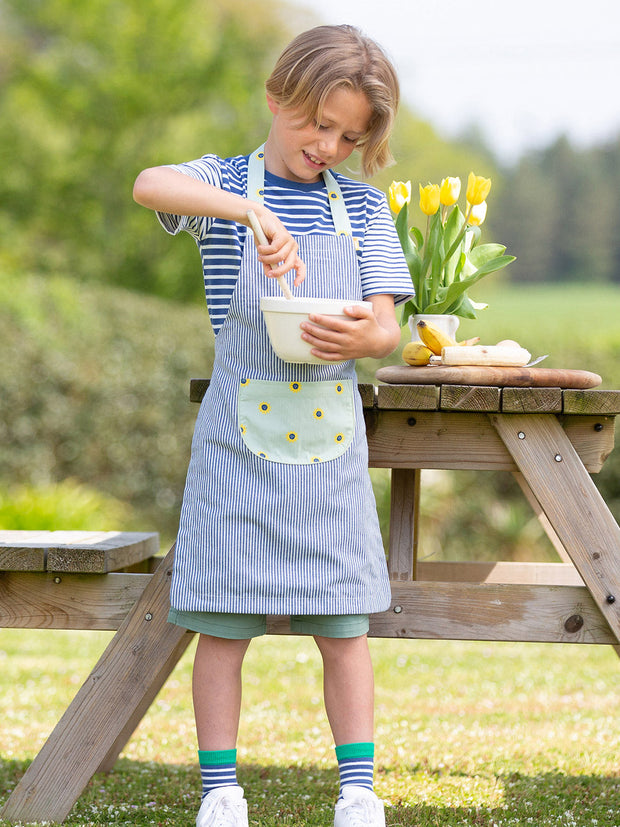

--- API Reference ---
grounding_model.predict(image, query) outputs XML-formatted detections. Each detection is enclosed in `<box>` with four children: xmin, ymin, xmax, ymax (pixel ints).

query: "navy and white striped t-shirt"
<box><xmin>157</xmin><ymin>153</ymin><xmax>414</xmax><ymax>335</ymax></box>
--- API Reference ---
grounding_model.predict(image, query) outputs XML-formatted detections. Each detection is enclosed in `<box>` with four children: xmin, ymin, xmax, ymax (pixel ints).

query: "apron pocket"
<box><xmin>238</xmin><ymin>378</ymin><xmax>355</xmax><ymax>464</ymax></box>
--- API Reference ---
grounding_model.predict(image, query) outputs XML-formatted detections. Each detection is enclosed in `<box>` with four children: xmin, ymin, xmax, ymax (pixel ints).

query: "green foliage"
<box><xmin>0</xmin><ymin>479</ymin><xmax>132</xmax><ymax>530</ymax></box>
<box><xmin>0</xmin><ymin>0</ymin><xmax>298</xmax><ymax>300</ymax></box>
<box><xmin>0</xmin><ymin>269</ymin><xmax>215</xmax><ymax>543</ymax></box>
<box><xmin>491</xmin><ymin>135</ymin><xmax>620</xmax><ymax>284</ymax></box>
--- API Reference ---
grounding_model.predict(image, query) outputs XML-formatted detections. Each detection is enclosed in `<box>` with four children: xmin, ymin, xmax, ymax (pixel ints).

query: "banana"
<box><xmin>402</xmin><ymin>341</ymin><xmax>433</xmax><ymax>365</ymax></box>
<box><xmin>441</xmin><ymin>344</ymin><xmax>531</xmax><ymax>366</ymax></box>
<box><xmin>416</xmin><ymin>319</ymin><xmax>457</xmax><ymax>355</ymax></box>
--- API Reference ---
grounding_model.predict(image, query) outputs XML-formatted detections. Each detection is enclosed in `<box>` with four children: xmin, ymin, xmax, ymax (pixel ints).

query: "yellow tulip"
<box><xmin>466</xmin><ymin>172</ymin><xmax>492</xmax><ymax>205</ymax></box>
<box><xmin>467</xmin><ymin>201</ymin><xmax>488</xmax><ymax>226</ymax></box>
<box><xmin>388</xmin><ymin>180</ymin><xmax>411</xmax><ymax>213</ymax></box>
<box><xmin>439</xmin><ymin>176</ymin><xmax>461</xmax><ymax>206</ymax></box>
<box><xmin>419</xmin><ymin>183</ymin><xmax>440</xmax><ymax>216</ymax></box>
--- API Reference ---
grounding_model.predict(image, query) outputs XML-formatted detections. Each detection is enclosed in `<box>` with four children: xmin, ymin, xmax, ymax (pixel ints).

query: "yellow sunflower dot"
<box><xmin>289</xmin><ymin>382</ymin><xmax>301</xmax><ymax>392</ymax></box>
<box><xmin>335</xmin><ymin>384</ymin><xmax>343</xmax><ymax>394</ymax></box>
<box><xmin>258</xmin><ymin>451</ymin><xmax>268</xmax><ymax>459</ymax></box>
<box><xmin>287</xmin><ymin>432</ymin><xmax>297</xmax><ymax>442</ymax></box>
<box><xmin>241</xmin><ymin>378</ymin><xmax>250</xmax><ymax>385</ymax></box>
<box><xmin>311</xmin><ymin>456</ymin><xmax>322</xmax><ymax>463</ymax></box>
<box><xmin>240</xmin><ymin>424</ymin><xmax>247</xmax><ymax>434</ymax></box>
<box><xmin>313</xmin><ymin>408</ymin><xmax>324</xmax><ymax>419</ymax></box>
<box><xmin>334</xmin><ymin>433</ymin><xmax>344</xmax><ymax>443</ymax></box>
<box><xmin>259</xmin><ymin>402</ymin><xmax>271</xmax><ymax>414</ymax></box>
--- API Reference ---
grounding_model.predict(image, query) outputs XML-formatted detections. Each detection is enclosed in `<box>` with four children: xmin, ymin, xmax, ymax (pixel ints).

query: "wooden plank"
<box><xmin>376</xmin><ymin>384</ymin><xmax>439</xmax><ymax>410</ymax></box>
<box><xmin>0</xmin><ymin>572</ymin><xmax>151</xmax><ymax>630</ymax></box>
<box><xmin>266</xmin><ymin>582</ymin><xmax>615</xmax><ymax>643</ymax></box>
<box><xmin>366</xmin><ymin>411</ymin><xmax>612</xmax><ymax>473</ymax></box>
<box><xmin>490</xmin><ymin>413</ymin><xmax>620</xmax><ymax>644</ymax></box>
<box><xmin>47</xmin><ymin>532</ymin><xmax>159</xmax><ymax>573</ymax></box>
<box><xmin>369</xmin><ymin>581</ymin><xmax>617</xmax><ymax>644</ymax></box>
<box><xmin>502</xmin><ymin>386</ymin><xmax>562</xmax><ymax>413</ymax></box>
<box><xmin>368</xmin><ymin>410</ymin><xmax>514</xmax><ymax>470</ymax></box>
<box><xmin>357</xmin><ymin>383</ymin><xmax>376</xmax><ymax>408</ymax></box>
<box><xmin>0</xmin><ymin>531</ymin><xmax>159</xmax><ymax>573</ymax></box>
<box><xmin>0</xmin><ymin>545</ymin><xmax>46</xmax><ymax>572</ymax></box>
<box><xmin>563</xmin><ymin>389</ymin><xmax>620</xmax><ymax>414</ymax></box>
<box><xmin>415</xmin><ymin>560</ymin><xmax>584</xmax><ymax>586</ymax></box>
<box><xmin>440</xmin><ymin>384</ymin><xmax>501</xmax><ymax>412</ymax></box>
<box><xmin>561</xmin><ymin>415</ymin><xmax>615</xmax><ymax>472</ymax></box>
<box><xmin>1</xmin><ymin>545</ymin><xmax>187</xmax><ymax>825</ymax></box>
<box><xmin>96</xmin><ymin>631</ymin><xmax>194</xmax><ymax>773</ymax></box>
<box><xmin>388</xmin><ymin>469</ymin><xmax>420</xmax><ymax>580</ymax></box>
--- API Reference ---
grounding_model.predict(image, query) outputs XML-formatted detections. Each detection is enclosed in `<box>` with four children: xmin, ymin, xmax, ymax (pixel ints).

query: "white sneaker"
<box><xmin>196</xmin><ymin>785</ymin><xmax>248</xmax><ymax>827</ymax></box>
<box><xmin>334</xmin><ymin>785</ymin><xmax>386</xmax><ymax>827</ymax></box>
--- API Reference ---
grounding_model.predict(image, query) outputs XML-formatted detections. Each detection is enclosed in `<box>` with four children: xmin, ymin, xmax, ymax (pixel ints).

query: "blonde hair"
<box><xmin>265</xmin><ymin>25</ymin><xmax>400</xmax><ymax>177</ymax></box>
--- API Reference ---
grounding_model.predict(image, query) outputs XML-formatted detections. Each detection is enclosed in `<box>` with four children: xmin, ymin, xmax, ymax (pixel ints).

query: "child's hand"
<box><xmin>250</xmin><ymin>210</ymin><xmax>306</xmax><ymax>286</ymax></box>
<box><xmin>300</xmin><ymin>295</ymin><xmax>401</xmax><ymax>361</ymax></box>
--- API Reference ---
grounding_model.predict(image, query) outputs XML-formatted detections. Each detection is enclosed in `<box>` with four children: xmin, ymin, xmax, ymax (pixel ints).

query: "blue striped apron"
<box><xmin>169</xmin><ymin>147</ymin><xmax>391</xmax><ymax>615</ymax></box>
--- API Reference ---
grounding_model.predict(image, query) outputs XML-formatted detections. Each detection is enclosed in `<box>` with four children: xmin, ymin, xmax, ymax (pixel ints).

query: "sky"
<box><xmin>288</xmin><ymin>0</ymin><xmax>620</xmax><ymax>163</ymax></box>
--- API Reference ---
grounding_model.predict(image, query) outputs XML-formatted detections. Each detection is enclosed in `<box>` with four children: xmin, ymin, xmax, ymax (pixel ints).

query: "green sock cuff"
<box><xmin>198</xmin><ymin>748</ymin><xmax>237</xmax><ymax>766</ymax></box>
<box><xmin>335</xmin><ymin>742</ymin><xmax>374</xmax><ymax>760</ymax></box>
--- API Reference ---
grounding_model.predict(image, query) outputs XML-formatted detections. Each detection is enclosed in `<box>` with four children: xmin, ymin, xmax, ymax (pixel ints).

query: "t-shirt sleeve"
<box><xmin>155</xmin><ymin>156</ymin><xmax>225</xmax><ymax>240</ymax></box>
<box><xmin>359</xmin><ymin>194</ymin><xmax>414</xmax><ymax>306</ymax></box>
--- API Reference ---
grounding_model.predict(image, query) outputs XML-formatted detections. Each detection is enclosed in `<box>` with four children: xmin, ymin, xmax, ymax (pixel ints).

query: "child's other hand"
<box><xmin>251</xmin><ymin>210</ymin><xmax>306</xmax><ymax>286</ymax></box>
<box><xmin>300</xmin><ymin>295</ymin><xmax>401</xmax><ymax>361</ymax></box>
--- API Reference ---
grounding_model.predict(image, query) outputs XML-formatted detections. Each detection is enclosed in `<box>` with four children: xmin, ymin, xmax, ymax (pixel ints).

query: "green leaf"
<box><xmin>394</xmin><ymin>204</ymin><xmax>413</xmax><ymax>254</ymax></box>
<box><xmin>425</xmin><ymin>254</ymin><xmax>516</xmax><ymax>314</ymax></box>
<box><xmin>468</xmin><ymin>243</ymin><xmax>507</xmax><ymax>267</ymax></box>
<box><xmin>441</xmin><ymin>207</ymin><xmax>463</xmax><ymax>284</ymax></box>
<box><xmin>410</xmin><ymin>226</ymin><xmax>424</xmax><ymax>249</ymax></box>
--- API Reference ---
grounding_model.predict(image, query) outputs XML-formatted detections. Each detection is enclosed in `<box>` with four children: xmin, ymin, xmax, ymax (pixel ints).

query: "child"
<box><xmin>133</xmin><ymin>24</ymin><xmax>413</xmax><ymax>827</ymax></box>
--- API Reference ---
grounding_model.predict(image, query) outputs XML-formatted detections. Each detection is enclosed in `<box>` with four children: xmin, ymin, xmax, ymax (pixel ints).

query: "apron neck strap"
<box><xmin>247</xmin><ymin>144</ymin><xmax>353</xmax><ymax>237</ymax></box>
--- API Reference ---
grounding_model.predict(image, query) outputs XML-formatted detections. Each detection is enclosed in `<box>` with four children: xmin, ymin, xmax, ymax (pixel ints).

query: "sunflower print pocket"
<box><xmin>237</xmin><ymin>379</ymin><xmax>355</xmax><ymax>464</ymax></box>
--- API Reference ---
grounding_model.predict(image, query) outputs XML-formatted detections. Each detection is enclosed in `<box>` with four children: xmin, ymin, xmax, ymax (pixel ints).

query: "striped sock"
<box><xmin>335</xmin><ymin>742</ymin><xmax>375</xmax><ymax>795</ymax></box>
<box><xmin>198</xmin><ymin>748</ymin><xmax>238</xmax><ymax>800</ymax></box>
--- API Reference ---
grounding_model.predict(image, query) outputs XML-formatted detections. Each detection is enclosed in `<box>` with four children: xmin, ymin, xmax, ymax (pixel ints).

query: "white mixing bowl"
<box><xmin>260</xmin><ymin>296</ymin><xmax>372</xmax><ymax>364</ymax></box>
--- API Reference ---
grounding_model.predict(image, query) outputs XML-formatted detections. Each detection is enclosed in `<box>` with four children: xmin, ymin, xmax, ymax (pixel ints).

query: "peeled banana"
<box><xmin>402</xmin><ymin>341</ymin><xmax>434</xmax><ymax>365</ymax></box>
<box><xmin>416</xmin><ymin>320</ymin><xmax>457</xmax><ymax>355</ymax></box>
<box><xmin>441</xmin><ymin>344</ymin><xmax>531</xmax><ymax>366</ymax></box>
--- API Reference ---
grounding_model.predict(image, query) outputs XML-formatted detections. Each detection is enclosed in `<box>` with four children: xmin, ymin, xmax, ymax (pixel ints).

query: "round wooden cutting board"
<box><xmin>375</xmin><ymin>365</ymin><xmax>602</xmax><ymax>388</ymax></box>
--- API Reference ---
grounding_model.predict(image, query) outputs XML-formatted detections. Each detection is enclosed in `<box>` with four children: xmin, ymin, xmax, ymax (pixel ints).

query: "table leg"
<box><xmin>490</xmin><ymin>413</ymin><xmax>620</xmax><ymax>645</ymax></box>
<box><xmin>388</xmin><ymin>468</ymin><xmax>420</xmax><ymax>580</ymax></box>
<box><xmin>1</xmin><ymin>544</ymin><xmax>193</xmax><ymax>824</ymax></box>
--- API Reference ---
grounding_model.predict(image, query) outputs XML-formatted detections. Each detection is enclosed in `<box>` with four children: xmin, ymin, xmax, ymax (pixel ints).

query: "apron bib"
<box><xmin>170</xmin><ymin>147</ymin><xmax>391</xmax><ymax>616</ymax></box>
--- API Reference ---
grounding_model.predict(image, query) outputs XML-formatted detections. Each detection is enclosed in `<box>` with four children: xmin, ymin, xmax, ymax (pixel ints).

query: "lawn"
<box><xmin>0</xmin><ymin>629</ymin><xmax>618</xmax><ymax>826</ymax></box>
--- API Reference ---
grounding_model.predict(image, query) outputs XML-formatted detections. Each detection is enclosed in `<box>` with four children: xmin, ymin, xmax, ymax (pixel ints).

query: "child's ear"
<box><xmin>266</xmin><ymin>94</ymin><xmax>279</xmax><ymax>116</ymax></box>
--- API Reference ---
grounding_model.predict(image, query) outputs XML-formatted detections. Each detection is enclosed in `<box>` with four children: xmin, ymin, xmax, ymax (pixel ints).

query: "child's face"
<box><xmin>264</xmin><ymin>87</ymin><xmax>372</xmax><ymax>183</ymax></box>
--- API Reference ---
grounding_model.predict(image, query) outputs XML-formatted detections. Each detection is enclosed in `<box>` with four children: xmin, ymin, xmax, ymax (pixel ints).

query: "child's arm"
<box><xmin>300</xmin><ymin>294</ymin><xmax>401</xmax><ymax>361</ymax></box>
<box><xmin>133</xmin><ymin>166</ymin><xmax>305</xmax><ymax>284</ymax></box>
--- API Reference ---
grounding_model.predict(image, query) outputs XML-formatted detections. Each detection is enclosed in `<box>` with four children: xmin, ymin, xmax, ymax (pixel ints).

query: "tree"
<box><xmin>0</xmin><ymin>0</ymin><xmax>299</xmax><ymax>299</ymax></box>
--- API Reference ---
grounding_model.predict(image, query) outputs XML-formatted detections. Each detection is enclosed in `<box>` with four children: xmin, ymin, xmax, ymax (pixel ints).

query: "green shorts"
<box><xmin>168</xmin><ymin>608</ymin><xmax>369</xmax><ymax>639</ymax></box>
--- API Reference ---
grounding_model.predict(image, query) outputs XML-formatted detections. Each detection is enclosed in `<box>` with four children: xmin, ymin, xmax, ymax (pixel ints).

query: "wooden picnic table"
<box><xmin>2</xmin><ymin>377</ymin><xmax>620</xmax><ymax>823</ymax></box>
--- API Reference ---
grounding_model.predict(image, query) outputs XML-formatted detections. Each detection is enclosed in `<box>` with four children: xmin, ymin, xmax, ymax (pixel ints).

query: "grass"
<box><xmin>0</xmin><ymin>629</ymin><xmax>618</xmax><ymax>826</ymax></box>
